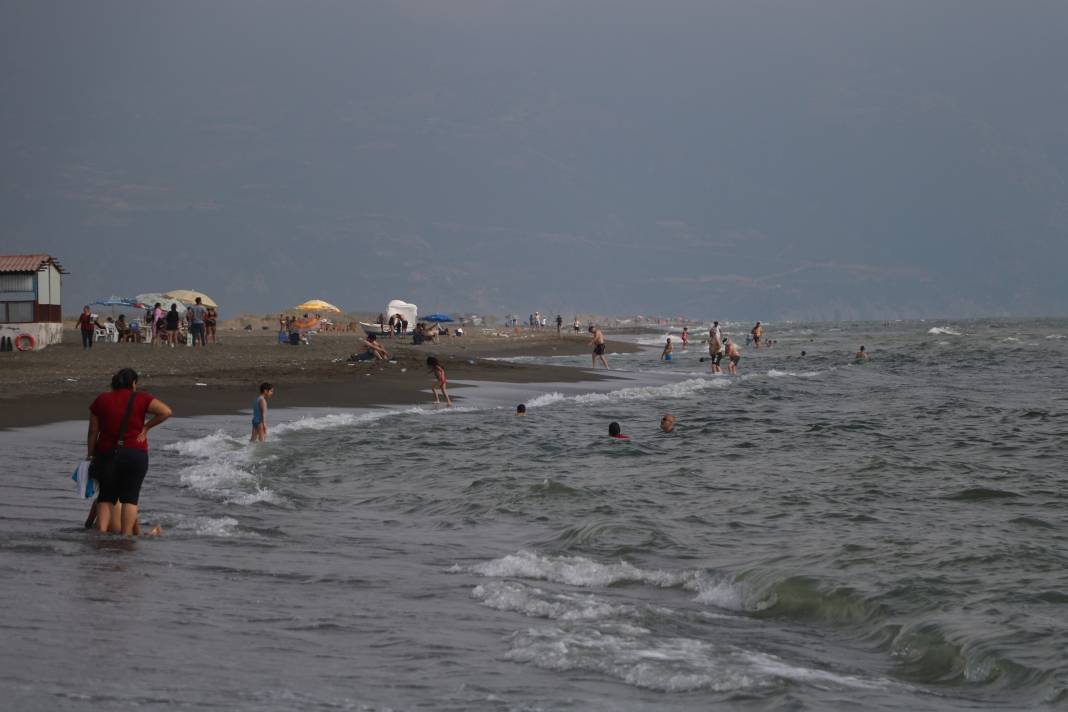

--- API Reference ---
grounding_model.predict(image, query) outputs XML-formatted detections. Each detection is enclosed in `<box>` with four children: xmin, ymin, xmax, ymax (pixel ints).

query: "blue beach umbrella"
<box><xmin>94</xmin><ymin>296</ymin><xmax>142</xmax><ymax>317</ymax></box>
<box><xmin>423</xmin><ymin>313</ymin><xmax>455</xmax><ymax>323</ymax></box>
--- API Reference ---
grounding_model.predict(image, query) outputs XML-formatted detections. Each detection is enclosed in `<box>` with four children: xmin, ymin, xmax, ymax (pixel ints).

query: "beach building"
<box><xmin>0</xmin><ymin>254</ymin><xmax>68</xmax><ymax>351</ymax></box>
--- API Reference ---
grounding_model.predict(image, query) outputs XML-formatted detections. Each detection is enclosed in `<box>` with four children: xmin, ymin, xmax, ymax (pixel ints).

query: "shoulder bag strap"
<box><xmin>116</xmin><ymin>391</ymin><xmax>139</xmax><ymax>448</ymax></box>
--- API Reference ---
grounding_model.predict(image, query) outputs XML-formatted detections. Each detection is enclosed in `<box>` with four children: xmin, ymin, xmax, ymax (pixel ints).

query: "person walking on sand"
<box><xmin>751</xmin><ymin>322</ymin><xmax>763</xmax><ymax>349</ymax></box>
<box><xmin>661</xmin><ymin>337</ymin><xmax>674</xmax><ymax>361</ymax></box>
<box><xmin>250</xmin><ymin>382</ymin><xmax>274</xmax><ymax>442</ymax></box>
<box><xmin>76</xmin><ymin>306</ymin><xmax>100</xmax><ymax>350</ymax></box>
<box><xmin>589</xmin><ymin>325</ymin><xmax>609</xmax><ymax>369</ymax></box>
<box><xmin>556</xmin><ymin>314</ymin><xmax>563</xmax><ymax>334</ymax></box>
<box><xmin>86</xmin><ymin>368</ymin><xmax>172</xmax><ymax>535</ymax></box>
<box><xmin>427</xmin><ymin>356</ymin><xmax>452</xmax><ymax>406</ymax></box>
<box><xmin>725</xmin><ymin>338</ymin><xmax>741</xmax><ymax>375</ymax></box>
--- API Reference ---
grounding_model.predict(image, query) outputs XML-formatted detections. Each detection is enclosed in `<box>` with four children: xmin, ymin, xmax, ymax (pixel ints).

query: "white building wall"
<box><xmin>0</xmin><ymin>322</ymin><xmax>63</xmax><ymax>350</ymax></box>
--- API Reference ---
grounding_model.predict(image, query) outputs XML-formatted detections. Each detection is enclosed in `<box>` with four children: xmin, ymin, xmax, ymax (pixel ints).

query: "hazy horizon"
<box><xmin>4</xmin><ymin>1</ymin><xmax>1067</xmax><ymax>321</ymax></box>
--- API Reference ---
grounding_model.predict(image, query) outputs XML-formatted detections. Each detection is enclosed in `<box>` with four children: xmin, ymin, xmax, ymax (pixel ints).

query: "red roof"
<box><xmin>0</xmin><ymin>254</ymin><xmax>69</xmax><ymax>274</ymax></box>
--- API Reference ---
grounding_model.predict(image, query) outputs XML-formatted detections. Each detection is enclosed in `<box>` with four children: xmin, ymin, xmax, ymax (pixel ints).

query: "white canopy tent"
<box><xmin>387</xmin><ymin>299</ymin><xmax>417</xmax><ymax>333</ymax></box>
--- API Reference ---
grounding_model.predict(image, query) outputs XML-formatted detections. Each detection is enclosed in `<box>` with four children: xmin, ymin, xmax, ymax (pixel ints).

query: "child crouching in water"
<box><xmin>427</xmin><ymin>356</ymin><xmax>452</xmax><ymax>406</ymax></box>
<box><xmin>251</xmin><ymin>382</ymin><xmax>274</xmax><ymax>441</ymax></box>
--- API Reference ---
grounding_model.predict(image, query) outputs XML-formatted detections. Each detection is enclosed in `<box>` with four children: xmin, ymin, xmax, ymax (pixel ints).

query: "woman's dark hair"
<box><xmin>111</xmin><ymin>368</ymin><xmax>139</xmax><ymax>390</ymax></box>
<box><xmin>367</xmin><ymin>334</ymin><xmax>377</xmax><ymax>342</ymax></box>
<box><xmin>154</xmin><ymin>302</ymin><xmax>161</xmax><ymax>309</ymax></box>
<box><xmin>170</xmin><ymin>303</ymin><xmax>178</xmax><ymax>311</ymax></box>
<box><xmin>516</xmin><ymin>404</ymin><xmax>526</xmax><ymax>413</ymax></box>
<box><xmin>609</xmin><ymin>421</ymin><xmax>621</xmax><ymax>436</ymax></box>
<box><xmin>426</xmin><ymin>356</ymin><xmax>440</xmax><ymax>369</ymax></box>
<box><xmin>259</xmin><ymin>382</ymin><xmax>273</xmax><ymax>394</ymax></box>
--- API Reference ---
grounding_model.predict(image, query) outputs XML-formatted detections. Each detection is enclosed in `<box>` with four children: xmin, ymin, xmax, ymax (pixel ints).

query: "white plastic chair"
<box><xmin>104</xmin><ymin>323</ymin><xmax>118</xmax><ymax>343</ymax></box>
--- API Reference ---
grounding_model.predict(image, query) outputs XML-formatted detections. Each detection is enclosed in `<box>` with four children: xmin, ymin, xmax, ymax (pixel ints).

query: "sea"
<box><xmin>1</xmin><ymin>318</ymin><xmax>1065</xmax><ymax>711</ymax></box>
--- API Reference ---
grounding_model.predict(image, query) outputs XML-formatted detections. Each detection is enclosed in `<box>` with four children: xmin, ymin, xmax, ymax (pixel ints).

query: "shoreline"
<box><xmin>0</xmin><ymin>329</ymin><xmax>640</xmax><ymax>429</ymax></box>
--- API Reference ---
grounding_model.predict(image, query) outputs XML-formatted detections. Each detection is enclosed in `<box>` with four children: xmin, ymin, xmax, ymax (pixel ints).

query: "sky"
<box><xmin>2</xmin><ymin>0</ymin><xmax>1067</xmax><ymax>321</ymax></box>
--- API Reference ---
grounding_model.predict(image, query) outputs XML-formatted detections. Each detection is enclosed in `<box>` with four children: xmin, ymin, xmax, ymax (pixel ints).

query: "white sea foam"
<box><xmin>1046</xmin><ymin>334</ymin><xmax>1066</xmax><ymax>340</ymax></box>
<box><xmin>473</xmin><ymin>580</ymin><xmax>650</xmax><ymax>622</ymax></box>
<box><xmin>163</xmin><ymin>430</ymin><xmax>246</xmax><ymax>458</ymax></box>
<box><xmin>766</xmin><ymin>369</ymin><xmax>821</xmax><ymax>379</ymax></box>
<box><xmin>927</xmin><ymin>327</ymin><xmax>961</xmax><ymax>336</ymax></box>
<box><xmin>460</xmin><ymin>550</ymin><xmax>747</xmax><ymax>612</ymax></box>
<box><xmin>225</xmin><ymin>487</ymin><xmax>282</xmax><ymax>505</ymax></box>
<box><xmin>466</xmin><ymin>550</ymin><xmax>685</xmax><ymax>587</ymax></box>
<box><xmin>173</xmin><ymin>516</ymin><xmax>241</xmax><ymax>537</ymax></box>
<box><xmin>524</xmin><ymin>378</ymin><xmax>728</xmax><ymax>410</ymax></box>
<box><xmin>503</xmin><ymin>627</ymin><xmax>882</xmax><ymax>693</ymax></box>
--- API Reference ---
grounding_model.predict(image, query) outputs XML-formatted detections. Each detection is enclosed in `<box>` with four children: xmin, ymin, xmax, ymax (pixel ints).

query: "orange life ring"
<box><xmin>14</xmin><ymin>333</ymin><xmax>35</xmax><ymax>351</ymax></box>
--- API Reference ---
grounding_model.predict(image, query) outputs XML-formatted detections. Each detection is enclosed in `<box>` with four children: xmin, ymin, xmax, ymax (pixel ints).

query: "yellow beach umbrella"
<box><xmin>294</xmin><ymin>299</ymin><xmax>342</xmax><ymax>314</ymax></box>
<box><xmin>165</xmin><ymin>290</ymin><xmax>218</xmax><ymax>308</ymax></box>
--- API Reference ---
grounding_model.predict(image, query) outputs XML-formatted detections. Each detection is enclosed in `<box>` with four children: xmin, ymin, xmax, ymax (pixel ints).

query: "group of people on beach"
<box><xmin>76</xmin><ymin>299</ymin><xmax>216</xmax><ymax>348</ymax></box>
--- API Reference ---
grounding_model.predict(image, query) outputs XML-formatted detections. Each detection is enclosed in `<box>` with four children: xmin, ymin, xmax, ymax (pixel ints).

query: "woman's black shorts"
<box><xmin>94</xmin><ymin>449</ymin><xmax>149</xmax><ymax>505</ymax></box>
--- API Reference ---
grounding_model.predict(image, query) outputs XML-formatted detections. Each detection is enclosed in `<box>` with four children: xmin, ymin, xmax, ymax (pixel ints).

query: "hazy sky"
<box><xmin>3</xmin><ymin>0</ymin><xmax>1067</xmax><ymax>320</ymax></box>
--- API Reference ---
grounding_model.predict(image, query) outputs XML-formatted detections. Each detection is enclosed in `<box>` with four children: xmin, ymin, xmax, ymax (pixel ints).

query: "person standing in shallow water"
<box><xmin>661</xmin><ymin>337</ymin><xmax>674</xmax><ymax>361</ymax></box>
<box><xmin>86</xmin><ymin>368</ymin><xmax>172</xmax><ymax>535</ymax></box>
<box><xmin>751</xmin><ymin>321</ymin><xmax>763</xmax><ymax>348</ymax></box>
<box><xmin>251</xmin><ymin>382</ymin><xmax>274</xmax><ymax>442</ymax></box>
<box><xmin>725</xmin><ymin>338</ymin><xmax>741</xmax><ymax>375</ymax></box>
<box><xmin>589</xmin><ymin>326</ymin><xmax>609</xmax><ymax>369</ymax></box>
<box><xmin>427</xmin><ymin>356</ymin><xmax>452</xmax><ymax>406</ymax></box>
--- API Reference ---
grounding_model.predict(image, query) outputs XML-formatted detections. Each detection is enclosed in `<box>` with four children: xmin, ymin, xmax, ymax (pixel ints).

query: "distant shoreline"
<box><xmin>0</xmin><ymin>328</ymin><xmax>639</xmax><ymax>429</ymax></box>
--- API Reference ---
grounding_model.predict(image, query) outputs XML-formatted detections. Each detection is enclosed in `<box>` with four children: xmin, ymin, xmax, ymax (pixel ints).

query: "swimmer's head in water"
<box><xmin>609</xmin><ymin>422</ymin><xmax>621</xmax><ymax>437</ymax></box>
<box><xmin>660</xmin><ymin>415</ymin><xmax>675</xmax><ymax>432</ymax></box>
<box><xmin>516</xmin><ymin>404</ymin><xmax>526</xmax><ymax>415</ymax></box>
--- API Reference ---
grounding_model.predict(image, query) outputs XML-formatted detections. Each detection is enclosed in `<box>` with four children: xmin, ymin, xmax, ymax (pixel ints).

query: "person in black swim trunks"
<box><xmin>589</xmin><ymin>326</ymin><xmax>609</xmax><ymax>369</ymax></box>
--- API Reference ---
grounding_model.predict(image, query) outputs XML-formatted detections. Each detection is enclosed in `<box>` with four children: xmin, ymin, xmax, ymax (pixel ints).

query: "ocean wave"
<box><xmin>526</xmin><ymin>378</ymin><xmax>730</xmax><ymax>410</ymax></box>
<box><xmin>927</xmin><ymin>327</ymin><xmax>962</xmax><ymax>336</ymax></box>
<box><xmin>766</xmin><ymin>369</ymin><xmax>821</xmax><ymax>379</ymax></box>
<box><xmin>473</xmin><ymin>580</ymin><xmax>654</xmax><ymax>622</ymax></box>
<box><xmin>172</xmin><ymin>516</ymin><xmax>242</xmax><ymax>537</ymax></box>
<box><xmin>503</xmin><ymin>626</ymin><xmax>884</xmax><ymax>693</ymax></box>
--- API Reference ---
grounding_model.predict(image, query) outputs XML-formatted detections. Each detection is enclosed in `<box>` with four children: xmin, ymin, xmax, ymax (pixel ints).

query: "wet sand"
<box><xmin>0</xmin><ymin>328</ymin><xmax>638</xmax><ymax>428</ymax></box>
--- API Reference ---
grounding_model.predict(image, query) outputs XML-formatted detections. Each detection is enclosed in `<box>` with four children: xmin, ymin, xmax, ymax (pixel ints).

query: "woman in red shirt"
<box><xmin>87</xmin><ymin>368</ymin><xmax>172</xmax><ymax>535</ymax></box>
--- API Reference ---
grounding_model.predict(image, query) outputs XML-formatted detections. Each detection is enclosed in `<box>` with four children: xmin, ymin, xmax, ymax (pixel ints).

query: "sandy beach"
<box><xmin>0</xmin><ymin>326</ymin><xmax>639</xmax><ymax>428</ymax></box>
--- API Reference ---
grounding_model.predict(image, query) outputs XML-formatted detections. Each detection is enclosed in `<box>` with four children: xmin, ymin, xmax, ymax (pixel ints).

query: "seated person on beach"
<box><xmin>660</xmin><ymin>414</ymin><xmax>676</xmax><ymax>433</ymax></box>
<box><xmin>129</xmin><ymin>319</ymin><xmax>142</xmax><ymax>342</ymax></box>
<box><xmin>115</xmin><ymin>315</ymin><xmax>130</xmax><ymax>341</ymax></box>
<box><xmin>516</xmin><ymin>404</ymin><xmax>526</xmax><ymax>416</ymax></box>
<box><xmin>412</xmin><ymin>323</ymin><xmax>427</xmax><ymax>345</ymax></box>
<box><xmin>609</xmin><ymin>422</ymin><xmax>630</xmax><ymax>440</ymax></box>
<box><xmin>357</xmin><ymin>334</ymin><xmax>390</xmax><ymax>361</ymax></box>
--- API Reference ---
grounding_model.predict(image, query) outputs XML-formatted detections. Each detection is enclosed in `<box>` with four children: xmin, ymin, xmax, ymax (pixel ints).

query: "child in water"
<box><xmin>427</xmin><ymin>356</ymin><xmax>452</xmax><ymax>406</ymax></box>
<box><xmin>251</xmin><ymin>382</ymin><xmax>274</xmax><ymax>441</ymax></box>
